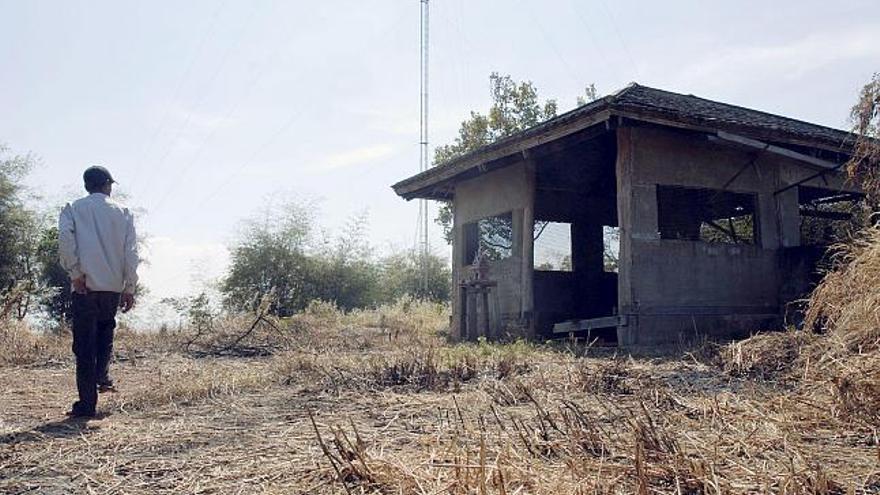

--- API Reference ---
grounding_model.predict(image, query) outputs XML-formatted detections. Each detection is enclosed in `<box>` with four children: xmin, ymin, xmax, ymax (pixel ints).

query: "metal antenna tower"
<box><xmin>418</xmin><ymin>0</ymin><xmax>430</xmax><ymax>292</ymax></box>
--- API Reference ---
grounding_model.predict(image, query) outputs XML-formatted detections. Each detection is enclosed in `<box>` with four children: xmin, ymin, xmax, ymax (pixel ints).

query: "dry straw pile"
<box><xmin>721</xmin><ymin>227</ymin><xmax>880</xmax><ymax>426</ymax></box>
<box><xmin>801</xmin><ymin>227</ymin><xmax>880</xmax><ymax>423</ymax></box>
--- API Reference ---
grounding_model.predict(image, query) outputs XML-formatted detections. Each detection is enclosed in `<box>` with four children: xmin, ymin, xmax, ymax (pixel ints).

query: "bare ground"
<box><xmin>2</xmin><ymin>321</ymin><xmax>879</xmax><ymax>494</ymax></box>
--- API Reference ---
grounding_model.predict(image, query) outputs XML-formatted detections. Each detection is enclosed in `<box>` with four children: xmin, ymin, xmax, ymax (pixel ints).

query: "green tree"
<box><xmin>221</xmin><ymin>202</ymin><xmax>390</xmax><ymax>315</ymax></box>
<box><xmin>603</xmin><ymin>227</ymin><xmax>620</xmax><ymax>273</ymax></box>
<box><xmin>35</xmin><ymin>226</ymin><xmax>72</xmax><ymax>322</ymax></box>
<box><xmin>434</xmin><ymin>74</ymin><xmax>598</xmax><ymax>242</ymax></box>
<box><xmin>161</xmin><ymin>291</ymin><xmax>216</xmax><ymax>335</ymax></box>
<box><xmin>576</xmin><ymin>84</ymin><xmax>599</xmax><ymax>107</ymax></box>
<box><xmin>846</xmin><ymin>73</ymin><xmax>880</xmax><ymax>199</ymax></box>
<box><xmin>220</xmin><ymin>198</ymin><xmax>453</xmax><ymax>315</ymax></box>
<box><xmin>433</xmin><ymin>74</ymin><xmax>558</xmax><ymax>166</ymax></box>
<box><xmin>310</xmin><ymin>211</ymin><xmax>383</xmax><ymax>310</ymax></box>
<box><xmin>379</xmin><ymin>249</ymin><xmax>451</xmax><ymax>303</ymax></box>
<box><xmin>0</xmin><ymin>145</ymin><xmax>42</xmax><ymax>319</ymax></box>
<box><xmin>221</xmin><ymin>200</ymin><xmax>317</xmax><ymax>317</ymax></box>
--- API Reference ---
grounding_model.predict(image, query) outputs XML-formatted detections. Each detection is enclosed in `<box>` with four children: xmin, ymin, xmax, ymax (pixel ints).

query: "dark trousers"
<box><xmin>71</xmin><ymin>291</ymin><xmax>120</xmax><ymax>414</ymax></box>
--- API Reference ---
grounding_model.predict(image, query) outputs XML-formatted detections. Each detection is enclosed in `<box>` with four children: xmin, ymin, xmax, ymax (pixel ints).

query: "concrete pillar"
<box><xmin>615</xmin><ymin>128</ymin><xmax>637</xmax><ymax>345</ymax></box>
<box><xmin>451</xmin><ymin>196</ymin><xmax>463</xmax><ymax>340</ymax></box>
<box><xmin>465</xmin><ymin>289</ymin><xmax>476</xmax><ymax>341</ymax></box>
<box><xmin>777</xmin><ymin>188</ymin><xmax>801</xmax><ymax>248</ymax></box>
<box><xmin>521</xmin><ymin>160</ymin><xmax>536</xmax><ymax>338</ymax></box>
<box><xmin>481</xmin><ymin>289</ymin><xmax>491</xmax><ymax>338</ymax></box>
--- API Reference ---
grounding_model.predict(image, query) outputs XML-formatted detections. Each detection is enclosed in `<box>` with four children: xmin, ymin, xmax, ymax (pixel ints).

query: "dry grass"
<box><xmin>805</xmin><ymin>228</ymin><xmax>880</xmax><ymax>354</ymax></box>
<box><xmin>719</xmin><ymin>329</ymin><xmax>815</xmax><ymax>380</ymax></box>
<box><xmin>716</xmin><ymin>227</ymin><xmax>880</xmax><ymax>427</ymax></box>
<box><xmin>2</xmin><ymin>298</ymin><xmax>880</xmax><ymax>494</ymax></box>
<box><xmin>0</xmin><ymin>319</ymin><xmax>69</xmax><ymax>367</ymax></box>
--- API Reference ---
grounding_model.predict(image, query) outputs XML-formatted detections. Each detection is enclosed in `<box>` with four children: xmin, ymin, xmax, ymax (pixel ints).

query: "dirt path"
<box><xmin>2</xmin><ymin>360</ymin><xmax>347</xmax><ymax>494</ymax></box>
<box><xmin>0</xmin><ymin>358</ymin><xmax>475</xmax><ymax>494</ymax></box>
<box><xmin>3</xmin><ymin>347</ymin><xmax>879</xmax><ymax>494</ymax></box>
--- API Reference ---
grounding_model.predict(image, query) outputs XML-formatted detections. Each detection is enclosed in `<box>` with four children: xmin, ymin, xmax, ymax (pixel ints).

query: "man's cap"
<box><xmin>83</xmin><ymin>166</ymin><xmax>116</xmax><ymax>188</ymax></box>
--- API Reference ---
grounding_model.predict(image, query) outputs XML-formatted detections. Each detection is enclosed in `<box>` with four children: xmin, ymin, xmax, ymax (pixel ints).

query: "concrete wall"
<box><xmin>448</xmin><ymin>124</ymin><xmax>859</xmax><ymax>344</ymax></box>
<box><xmin>615</xmin><ymin>126</ymin><xmax>855</xmax><ymax>345</ymax></box>
<box><xmin>452</xmin><ymin>160</ymin><xmax>534</xmax><ymax>339</ymax></box>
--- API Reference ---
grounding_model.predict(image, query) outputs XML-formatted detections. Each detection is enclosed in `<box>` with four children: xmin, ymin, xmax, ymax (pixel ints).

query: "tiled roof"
<box><xmin>611</xmin><ymin>84</ymin><xmax>852</xmax><ymax>147</ymax></box>
<box><xmin>393</xmin><ymin>83</ymin><xmax>855</xmax><ymax>198</ymax></box>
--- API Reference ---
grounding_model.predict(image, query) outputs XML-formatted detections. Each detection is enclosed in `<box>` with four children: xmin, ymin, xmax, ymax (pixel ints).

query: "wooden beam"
<box><xmin>813</xmin><ymin>192</ymin><xmax>863</xmax><ymax>204</ymax></box>
<box><xmin>712</xmin><ymin>131</ymin><xmax>842</xmax><ymax>170</ymax></box>
<box><xmin>773</xmin><ymin>165</ymin><xmax>849</xmax><ymax>196</ymax></box>
<box><xmin>553</xmin><ymin>315</ymin><xmax>626</xmax><ymax>334</ymax></box>
<box><xmin>799</xmin><ymin>209</ymin><xmax>852</xmax><ymax>221</ymax></box>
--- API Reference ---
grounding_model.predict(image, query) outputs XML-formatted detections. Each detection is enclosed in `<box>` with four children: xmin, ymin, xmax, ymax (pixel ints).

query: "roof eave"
<box><xmin>612</xmin><ymin>107</ymin><xmax>856</xmax><ymax>155</ymax></box>
<box><xmin>393</xmin><ymin>104</ymin><xmax>615</xmax><ymax>200</ymax></box>
<box><xmin>392</xmin><ymin>85</ymin><xmax>859</xmax><ymax>201</ymax></box>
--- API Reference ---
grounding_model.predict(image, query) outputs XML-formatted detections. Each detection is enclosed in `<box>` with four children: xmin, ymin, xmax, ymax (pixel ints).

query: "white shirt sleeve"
<box><xmin>122</xmin><ymin>209</ymin><xmax>139</xmax><ymax>294</ymax></box>
<box><xmin>58</xmin><ymin>204</ymin><xmax>84</xmax><ymax>280</ymax></box>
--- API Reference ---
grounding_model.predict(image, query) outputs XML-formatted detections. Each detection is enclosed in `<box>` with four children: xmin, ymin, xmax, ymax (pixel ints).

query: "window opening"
<box><xmin>798</xmin><ymin>187</ymin><xmax>865</xmax><ymax>246</ymax></box>
<box><xmin>463</xmin><ymin>212</ymin><xmax>514</xmax><ymax>264</ymax></box>
<box><xmin>534</xmin><ymin>222</ymin><xmax>572</xmax><ymax>271</ymax></box>
<box><xmin>603</xmin><ymin>226</ymin><xmax>620</xmax><ymax>273</ymax></box>
<box><xmin>657</xmin><ymin>186</ymin><xmax>758</xmax><ymax>245</ymax></box>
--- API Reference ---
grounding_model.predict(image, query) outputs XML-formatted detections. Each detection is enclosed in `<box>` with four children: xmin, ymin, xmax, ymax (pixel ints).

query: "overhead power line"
<box><xmin>596</xmin><ymin>0</ymin><xmax>642</xmax><ymax>80</ymax></box>
<box><xmin>141</xmin><ymin>1</ymin><xmax>263</xmax><ymax>195</ymax></box>
<box><xmin>132</xmin><ymin>0</ymin><xmax>229</xmax><ymax>186</ymax></box>
<box><xmin>183</xmin><ymin>6</ymin><xmax>411</xmax><ymax>216</ymax></box>
<box><xmin>151</xmin><ymin>1</ymin><xmax>288</xmax><ymax>213</ymax></box>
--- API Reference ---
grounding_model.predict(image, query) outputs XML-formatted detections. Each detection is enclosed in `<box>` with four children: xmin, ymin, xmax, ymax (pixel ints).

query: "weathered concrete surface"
<box><xmin>447</xmin><ymin>123</ymin><xmax>860</xmax><ymax>345</ymax></box>
<box><xmin>615</xmin><ymin>125</ymin><xmax>857</xmax><ymax>345</ymax></box>
<box><xmin>452</xmin><ymin>161</ymin><xmax>532</xmax><ymax>339</ymax></box>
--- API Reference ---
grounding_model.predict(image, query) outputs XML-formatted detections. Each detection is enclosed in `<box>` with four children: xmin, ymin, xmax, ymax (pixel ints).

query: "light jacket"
<box><xmin>58</xmin><ymin>193</ymin><xmax>139</xmax><ymax>294</ymax></box>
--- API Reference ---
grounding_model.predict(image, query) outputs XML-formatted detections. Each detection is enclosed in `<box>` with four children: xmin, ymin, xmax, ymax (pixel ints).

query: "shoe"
<box><xmin>66</xmin><ymin>408</ymin><xmax>96</xmax><ymax>418</ymax></box>
<box><xmin>98</xmin><ymin>383</ymin><xmax>117</xmax><ymax>393</ymax></box>
<box><xmin>67</xmin><ymin>401</ymin><xmax>96</xmax><ymax>418</ymax></box>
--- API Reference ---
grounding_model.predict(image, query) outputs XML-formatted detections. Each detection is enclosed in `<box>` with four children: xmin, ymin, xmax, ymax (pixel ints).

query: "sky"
<box><xmin>2</xmin><ymin>0</ymin><xmax>879</xmax><ymax>319</ymax></box>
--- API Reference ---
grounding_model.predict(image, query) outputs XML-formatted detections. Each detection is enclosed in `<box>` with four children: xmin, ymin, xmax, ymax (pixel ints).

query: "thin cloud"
<box><xmin>671</xmin><ymin>25</ymin><xmax>880</xmax><ymax>90</ymax></box>
<box><xmin>171</xmin><ymin>107</ymin><xmax>237</xmax><ymax>132</ymax></box>
<box><xmin>366</xmin><ymin>107</ymin><xmax>470</xmax><ymax>135</ymax></box>
<box><xmin>319</xmin><ymin>144</ymin><xmax>395</xmax><ymax>171</ymax></box>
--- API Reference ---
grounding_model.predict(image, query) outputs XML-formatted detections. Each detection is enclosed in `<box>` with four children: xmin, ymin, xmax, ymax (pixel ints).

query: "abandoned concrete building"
<box><xmin>392</xmin><ymin>84</ymin><xmax>864</xmax><ymax>345</ymax></box>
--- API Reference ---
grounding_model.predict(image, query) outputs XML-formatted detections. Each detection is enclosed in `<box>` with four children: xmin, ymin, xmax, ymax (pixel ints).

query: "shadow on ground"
<box><xmin>0</xmin><ymin>414</ymin><xmax>108</xmax><ymax>446</ymax></box>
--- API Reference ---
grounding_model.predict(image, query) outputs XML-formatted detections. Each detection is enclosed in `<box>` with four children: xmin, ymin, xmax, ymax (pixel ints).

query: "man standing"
<box><xmin>59</xmin><ymin>166</ymin><xmax>139</xmax><ymax>418</ymax></box>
